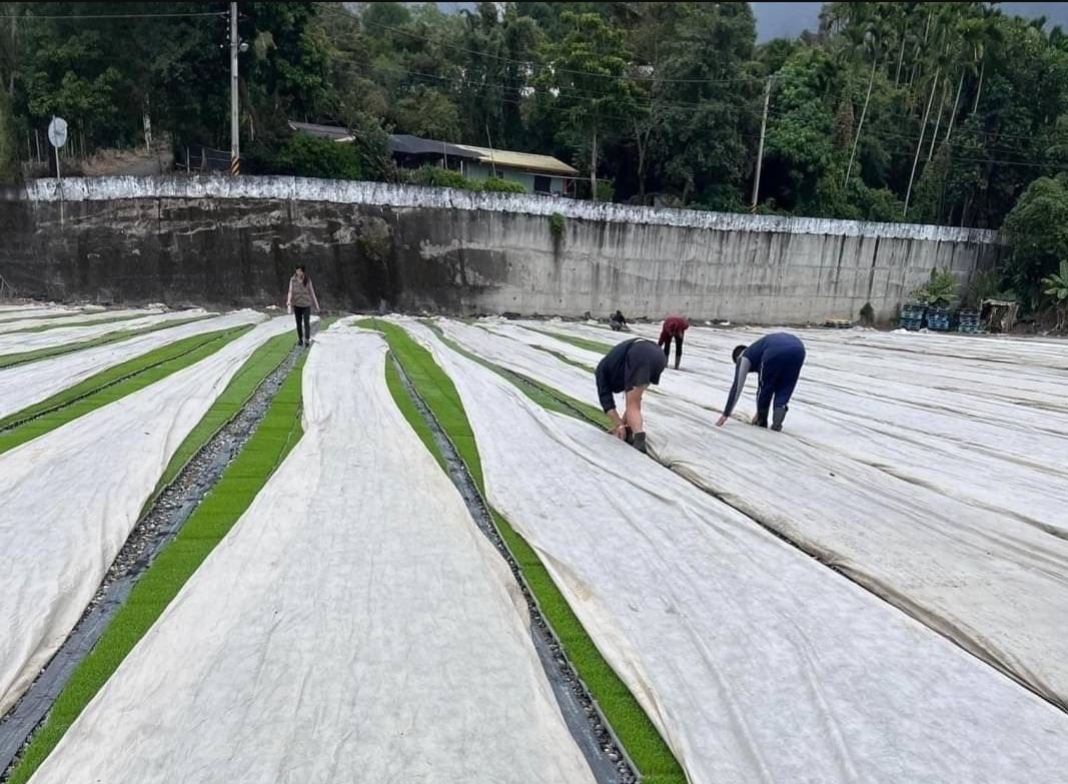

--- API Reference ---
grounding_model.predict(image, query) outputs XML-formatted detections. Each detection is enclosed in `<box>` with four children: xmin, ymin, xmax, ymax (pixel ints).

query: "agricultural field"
<box><xmin>1</xmin><ymin>305</ymin><xmax>1066</xmax><ymax>784</ymax></box>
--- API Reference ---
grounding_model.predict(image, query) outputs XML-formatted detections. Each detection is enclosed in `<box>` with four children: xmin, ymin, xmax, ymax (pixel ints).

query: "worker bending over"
<box><xmin>716</xmin><ymin>332</ymin><xmax>806</xmax><ymax>432</ymax></box>
<box><xmin>658</xmin><ymin>316</ymin><xmax>689</xmax><ymax>369</ymax></box>
<box><xmin>595</xmin><ymin>338</ymin><xmax>667</xmax><ymax>454</ymax></box>
<box><xmin>609</xmin><ymin>309</ymin><xmax>628</xmax><ymax>332</ymax></box>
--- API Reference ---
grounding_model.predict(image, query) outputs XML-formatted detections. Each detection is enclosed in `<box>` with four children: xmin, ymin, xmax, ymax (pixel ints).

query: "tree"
<box><xmin>241</xmin><ymin>3</ymin><xmax>330</xmax><ymax>139</ymax></box>
<box><xmin>343</xmin><ymin>110</ymin><xmax>396</xmax><ymax>183</ymax></box>
<box><xmin>653</xmin><ymin>3</ymin><xmax>759</xmax><ymax>206</ymax></box>
<box><xmin>539</xmin><ymin>11</ymin><xmax>640</xmax><ymax>201</ymax></box>
<box><xmin>392</xmin><ymin>85</ymin><xmax>461</xmax><ymax>140</ymax></box>
<box><xmin>1041</xmin><ymin>259</ymin><xmax>1068</xmax><ymax>330</ymax></box>
<box><xmin>1002</xmin><ymin>177</ymin><xmax>1068</xmax><ymax>306</ymax></box>
<box><xmin>0</xmin><ymin>87</ymin><xmax>15</xmax><ymax>181</ymax></box>
<box><xmin>763</xmin><ymin>47</ymin><xmax>838</xmax><ymax>213</ymax></box>
<box><xmin>911</xmin><ymin>267</ymin><xmax>960</xmax><ymax>307</ymax></box>
<box><xmin>842</xmin><ymin>5</ymin><xmax>888</xmax><ymax>190</ymax></box>
<box><xmin>617</xmin><ymin>2</ymin><xmax>682</xmax><ymax>202</ymax></box>
<box><xmin>272</xmin><ymin>133</ymin><xmax>363</xmax><ymax>179</ymax></box>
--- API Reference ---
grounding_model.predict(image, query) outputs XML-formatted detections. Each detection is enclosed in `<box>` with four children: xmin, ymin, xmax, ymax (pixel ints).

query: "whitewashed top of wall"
<box><xmin>24</xmin><ymin>175</ymin><xmax>999</xmax><ymax>243</ymax></box>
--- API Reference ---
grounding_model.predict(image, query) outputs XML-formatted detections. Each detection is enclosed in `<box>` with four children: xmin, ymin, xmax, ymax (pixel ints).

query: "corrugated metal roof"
<box><xmin>288</xmin><ymin>121</ymin><xmax>354</xmax><ymax>143</ymax></box>
<box><xmin>389</xmin><ymin>134</ymin><xmax>481</xmax><ymax>160</ymax></box>
<box><xmin>453</xmin><ymin>144</ymin><xmax>579</xmax><ymax>176</ymax></box>
<box><xmin>289</xmin><ymin>125</ymin><xmax>578</xmax><ymax>176</ymax></box>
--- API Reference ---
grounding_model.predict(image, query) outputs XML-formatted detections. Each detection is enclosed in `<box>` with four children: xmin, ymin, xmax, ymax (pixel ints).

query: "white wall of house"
<box><xmin>464</xmin><ymin>162</ymin><xmax>565</xmax><ymax>194</ymax></box>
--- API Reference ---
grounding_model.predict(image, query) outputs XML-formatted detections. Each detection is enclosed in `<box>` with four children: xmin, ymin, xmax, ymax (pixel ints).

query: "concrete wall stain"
<box><xmin>0</xmin><ymin>177</ymin><xmax>1002</xmax><ymax>323</ymax></box>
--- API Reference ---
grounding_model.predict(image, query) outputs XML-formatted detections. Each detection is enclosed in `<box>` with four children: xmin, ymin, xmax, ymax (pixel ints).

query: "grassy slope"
<box><xmin>0</xmin><ymin>315</ymin><xmax>211</xmax><ymax>369</ymax></box>
<box><xmin>4</xmin><ymin>354</ymin><xmax>307</xmax><ymax>784</ymax></box>
<box><xmin>0</xmin><ymin>326</ymin><xmax>252</xmax><ymax>456</ymax></box>
<box><xmin>364</xmin><ymin>319</ymin><xmax>685</xmax><ymax>784</ymax></box>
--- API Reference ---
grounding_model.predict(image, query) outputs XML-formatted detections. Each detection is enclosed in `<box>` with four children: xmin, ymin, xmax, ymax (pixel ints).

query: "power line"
<box><xmin>332</xmin><ymin>54</ymin><xmax>1051</xmax><ymax>162</ymax></box>
<box><xmin>761</xmin><ymin>104</ymin><xmax>1049</xmax><ymax>158</ymax></box>
<box><xmin>320</xmin><ymin>6</ymin><xmax>1050</xmax><ymax>150</ymax></box>
<box><xmin>0</xmin><ymin>11</ymin><xmax>226</xmax><ymax>20</ymax></box>
<box><xmin>328</xmin><ymin>56</ymin><xmax>1068</xmax><ymax>172</ymax></box>
<box><xmin>318</xmin><ymin>4</ymin><xmax>769</xmax><ymax>87</ymax></box>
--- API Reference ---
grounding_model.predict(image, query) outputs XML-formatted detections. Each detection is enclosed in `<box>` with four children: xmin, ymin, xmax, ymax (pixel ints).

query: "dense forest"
<box><xmin>2</xmin><ymin>2</ymin><xmax>1068</xmax><ymax>311</ymax></box>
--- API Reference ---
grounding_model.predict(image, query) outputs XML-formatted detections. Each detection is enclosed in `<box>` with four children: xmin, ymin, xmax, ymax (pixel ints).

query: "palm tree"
<box><xmin>1042</xmin><ymin>260</ymin><xmax>1068</xmax><ymax>331</ymax></box>
<box><xmin>947</xmin><ymin>9</ymin><xmax>984</xmax><ymax>144</ymax></box>
<box><xmin>970</xmin><ymin>5</ymin><xmax>1004</xmax><ymax>115</ymax></box>
<box><xmin>1048</xmin><ymin>23</ymin><xmax>1067</xmax><ymax>51</ymax></box>
<box><xmin>927</xmin><ymin>7</ymin><xmax>968</xmax><ymax>160</ymax></box>
<box><xmin>844</xmin><ymin>18</ymin><xmax>886</xmax><ymax>189</ymax></box>
<box><xmin>905</xmin><ymin>3</ymin><xmax>959</xmax><ymax>214</ymax></box>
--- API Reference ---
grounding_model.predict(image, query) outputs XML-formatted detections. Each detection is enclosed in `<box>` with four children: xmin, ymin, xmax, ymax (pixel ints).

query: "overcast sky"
<box><xmin>750</xmin><ymin>2</ymin><xmax>1068</xmax><ymax>41</ymax></box>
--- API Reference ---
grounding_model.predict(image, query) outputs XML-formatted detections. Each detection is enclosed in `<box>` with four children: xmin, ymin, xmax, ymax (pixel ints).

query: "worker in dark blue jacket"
<box><xmin>716</xmin><ymin>333</ymin><xmax>806</xmax><ymax>432</ymax></box>
<box><xmin>595</xmin><ymin>338</ymin><xmax>667</xmax><ymax>453</ymax></box>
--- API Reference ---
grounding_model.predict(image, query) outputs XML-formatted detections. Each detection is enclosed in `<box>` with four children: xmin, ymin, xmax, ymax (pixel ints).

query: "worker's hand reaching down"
<box><xmin>715</xmin><ymin>415</ymin><xmax>728</xmax><ymax>427</ymax></box>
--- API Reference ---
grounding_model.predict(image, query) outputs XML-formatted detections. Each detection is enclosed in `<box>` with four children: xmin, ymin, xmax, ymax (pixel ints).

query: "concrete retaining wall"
<box><xmin>0</xmin><ymin>176</ymin><xmax>1001</xmax><ymax>323</ymax></box>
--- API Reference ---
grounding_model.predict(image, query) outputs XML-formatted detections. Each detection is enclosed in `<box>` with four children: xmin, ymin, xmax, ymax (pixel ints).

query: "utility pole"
<box><xmin>751</xmin><ymin>76</ymin><xmax>773</xmax><ymax>211</ymax></box>
<box><xmin>229</xmin><ymin>2</ymin><xmax>240</xmax><ymax>176</ymax></box>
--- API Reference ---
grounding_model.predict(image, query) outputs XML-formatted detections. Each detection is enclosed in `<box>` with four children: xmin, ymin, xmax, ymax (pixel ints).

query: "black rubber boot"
<box><xmin>752</xmin><ymin>408</ymin><xmax>769</xmax><ymax>428</ymax></box>
<box><xmin>631</xmin><ymin>431</ymin><xmax>648</xmax><ymax>454</ymax></box>
<box><xmin>624</xmin><ymin>426</ymin><xmax>635</xmax><ymax>445</ymax></box>
<box><xmin>771</xmin><ymin>406</ymin><xmax>788</xmax><ymax>432</ymax></box>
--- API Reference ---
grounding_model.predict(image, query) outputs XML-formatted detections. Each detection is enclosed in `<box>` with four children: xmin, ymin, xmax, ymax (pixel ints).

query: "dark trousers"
<box><xmin>755</xmin><ymin>343</ymin><xmax>806</xmax><ymax>415</ymax></box>
<box><xmin>293</xmin><ymin>306</ymin><xmax>311</xmax><ymax>343</ymax></box>
<box><xmin>660</xmin><ymin>335</ymin><xmax>682</xmax><ymax>367</ymax></box>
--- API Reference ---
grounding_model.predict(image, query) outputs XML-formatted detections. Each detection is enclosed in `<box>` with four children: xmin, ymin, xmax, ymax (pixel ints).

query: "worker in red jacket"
<box><xmin>658</xmin><ymin>316</ymin><xmax>689</xmax><ymax>370</ymax></box>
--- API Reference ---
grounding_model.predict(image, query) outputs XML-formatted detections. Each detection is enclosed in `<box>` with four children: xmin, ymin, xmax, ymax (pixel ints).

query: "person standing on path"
<box><xmin>595</xmin><ymin>338</ymin><xmax>668</xmax><ymax>454</ymax></box>
<box><xmin>658</xmin><ymin>316</ymin><xmax>689</xmax><ymax>370</ymax></box>
<box><xmin>286</xmin><ymin>265</ymin><xmax>320</xmax><ymax>347</ymax></box>
<box><xmin>716</xmin><ymin>332</ymin><xmax>806</xmax><ymax>432</ymax></box>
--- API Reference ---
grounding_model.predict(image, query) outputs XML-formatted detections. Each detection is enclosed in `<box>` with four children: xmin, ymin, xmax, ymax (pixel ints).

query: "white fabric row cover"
<box><xmin>611</xmin><ymin>323</ymin><xmax>1068</xmax><ymax>536</ymax></box>
<box><xmin>0</xmin><ymin>317</ymin><xmax>293</xmax><ymax>717</ymax></box>
<box><xmin>0</xmin><ymin>311</ymin><xmax>265</xmax><ymax>421</ymax></box>
<box><xmin>514</xmin><ymin>320</ymin><xmax>1068</xmax><ymax>529</ymax></box>
<box><xmin>548</xmin><ymin>320</ymin><xmax>1068</xmax><ymax>426</ymax></box>
<box><xmin>0</xmin><ymin>305</ymin><xmax>80</xmax><ymax>319</ymax></box>
<box><xmin>400</xmin><ymin>319</ymin><xmax>1068</xmax><ymax>784</ymax></box>
<box><xmin>434</xmin><ymin>320</ymin><xmax>1068</xmax><ymax>712</ymax></box>
<box><xmin>0</xmin><ymin>309</ymin><xmax>208</xmax><ymax>356</ymax></box>
<box><xmin>27</xmin><ymin>327</ymin><xmax>595</xmax><ymax>784</ymax></box>
<box><xmin>0</xmin><ymin>308</ymin><xmax>161</xmax><ymax>335</ymax></box>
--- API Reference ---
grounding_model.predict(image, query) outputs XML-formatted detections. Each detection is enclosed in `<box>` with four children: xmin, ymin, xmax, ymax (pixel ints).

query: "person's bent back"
<box><xmin>716</xmin><ymin>332</ymin><xmax>806</xmax><ymax>432</ymax></box>
<box><xmin>658</xmin><ymin>316</ymin><xmax>689</xmax><ymax>369</ymax></box>
<box><xmin>595</xmin><ymin>338</ymin><xmax>667</xmax><ymax>454</ymax></box>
